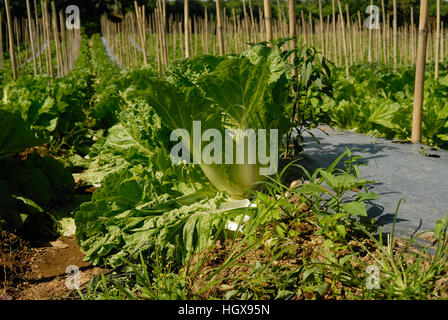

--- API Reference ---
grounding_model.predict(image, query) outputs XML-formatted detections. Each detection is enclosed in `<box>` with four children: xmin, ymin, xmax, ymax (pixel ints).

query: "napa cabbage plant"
<box><xmin>138</xmin><ymin>51</ymin><xmax>291</xmax><ymax>199</ymax></box>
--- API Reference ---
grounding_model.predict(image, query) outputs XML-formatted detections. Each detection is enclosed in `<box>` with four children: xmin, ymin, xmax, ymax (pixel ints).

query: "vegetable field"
<box><xmin>1</xmin><ymin>0</ymin><xmax>448</xmax><ymax>302</ymax></box>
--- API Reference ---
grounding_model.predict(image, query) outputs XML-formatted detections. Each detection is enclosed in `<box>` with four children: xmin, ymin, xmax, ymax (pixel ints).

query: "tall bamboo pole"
<box><xmin>59</xmin><ymin>11</ymin><xmax>68</xmax><ymax>75</ymax></box>
<box><xmin>4</xmin><ymin>0</ymin><xmax>17</xmax><ymax>80</ymax></box>
<box><xmin>42</xmin><ymin>0</ymin><xmax>54</xmax><ymax>78</ymax></box>
<box><xmin>441</xmin><ymin>21</ymin><xmax>444</xmax><ymax>64</ymax></box>
<box><xmin>0</xmin><ymin>13</ymin><xmax>4</xmax><ymax>69</ymax></box>
<box><xmin>26</xmin><ymin>0</ymin><xmax>37</xmax><ymax>75</ymax></box>
<box><xmin>393</xmin><ymin>0</ymin><xmax>398</xmax><ymax>71</ymax></box>
<box><xmin>243</xmin><ymin>0</ymin><xmax>250</xmax><ymax>46</ymax></box>
<box><xmin>216</xmin><ymin>0</ymin><xmax>224</xmax><ymax>55</ymax></box>
<box><xmin>319</xmin><ymin>0</ymin><xmax>324</xmax><ymax>55</ymax></box>
<box><xmin>14</xmin><ymin>18</ymin><xmax>21</xmax><ymax>68</ymax></box>
<box><xmin>368</xmin><ymin>0</ymin><xmax>373</xmax><ymax>63</ymax></box>
<box><xmin>411</xmin><ymin>7</ymin><xmax>415</xmax><ymax>65</ymax></box>
<box><xmin>161</xmin><ymin>1</ymin><xmax>167</xmax><ymax>65</ymax></box>
<box><xmin>204</xmin><ymin>7</ymin><xmax>209</xmax><ymax>54</ymax></box>
<box><xmin>345</xmin><ymin>3</ymin><xmax>352</xmax><ymax>66</ymax></box>
<box><xmin>331</xmin><ymin>0</ymin><xmax>337</xmax><ymax>66</ymax></box>
<box><xmin>51</xmin><ymin>1</ymin><xmax>62</xmax><ymax>77</ymax></box>
<box><xmin>34</xmin><ymin>0</ymin><xmax>43</xmax><ymax>74</ymax></box>
<box><xmin>184</xmin><ymin>0</ymin><xmax>190</xmax><ymax>58</ymax></box>
<box><xmin>381</xmin><ymin>0</ymin><xmax>387</xmax><ymax>63</ymax></box>
<box><xmin>337</xmin><ymin>0</ymin><xmax>349</xmax><ymax>77</ymax></box>
<box><xmin>412</xmin><ymin>0</ymin><xmax>430</xmax><ymax>144</ymax></box>
<box><xmin>264</xmin><ymin>0</ymin><xmax>272</xmax><ymax>42</ymax></box>
<box><xmin>288</xmin><ymin>0</ymin><xmax>296</xmax><ymax>65</ymax></box>
<box><xmin>435</xmin><ymin>0</ymin><xmax>440</xmax><ymax>80</ymax></box>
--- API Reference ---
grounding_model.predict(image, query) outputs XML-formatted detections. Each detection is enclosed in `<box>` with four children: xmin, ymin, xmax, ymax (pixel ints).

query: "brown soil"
<box><xmin>0</xmin><ymin>231</ymin><xmax>108</xmax><ymax>300</ymax></box>
<box><xmin>186</xmin><ymin>194</ymin><xmax>382</xmax><ymax>300</ymax></box>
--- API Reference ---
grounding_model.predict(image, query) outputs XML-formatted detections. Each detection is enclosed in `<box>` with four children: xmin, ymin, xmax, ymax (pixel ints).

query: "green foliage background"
<box><xmin>2</xmin><ymin>0</ymin><xmax>448</xmax><ymax>36</ymax></box>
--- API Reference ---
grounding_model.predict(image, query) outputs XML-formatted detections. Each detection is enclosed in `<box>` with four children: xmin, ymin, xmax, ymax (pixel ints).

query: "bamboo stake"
<box><xmin>264</xmin><ymin>0</ymin><xmax>272</xmax><ymax>42</ymax></box>
<box><xmin>276</xmin><ymin>0</ymin><xmax>283</xmax><ymax>38</ymax></box>
<box><xmin>393</xmin><ymin>0</ymin><xmax>398</xmax><ymax>71</ymax></box>
<box><xmin>332</xmin><ymin>0</ymin><xmax>337</xmax><ymax>66</ymax></box>
<box><xmin>411</xmin><ymin>7</ymin><xmax>415</xmax><ymax>65</ymax></box>
<box><xmin>337</xmin><ymin>0</ymin><xmax>349</xmax><ymax>77</ymax></box>
<box><xmin>412</xmin><ymin>0</ymin><xmax>430</xmax><ymax>144</ymax></box>
<box><xmin>173</xmin><ymin>17</ymin><xmax>177</xmax><ymax>59</ymax></box>
<box><xmin>288</xmin><ymin>0</ymin><xmax>296</xmax><ymax>67</ymax></box>
<box><xmin>14</xmin><ymin>18</ymin><xmax>21</xmax><ymax>68</ymax></box>
<box><xmin>4</xmin><ymin>0</ymin><xmax>17</xmax><ymax>80</ymax></box>
<box><xmin>319</xmin><ymin>0</ymin><xmax>324</xmax><ymax>55</ymax></box>
<box><xmin>357</xmin><ymin>10</ymin><xmax>363</xmax><ymax>63</ymax></box>
<box><xmin>232</xmin><ymin>8</ymin><xmax>237</xmax><ymax>53</ymax></box>
<box><xmin>308</xmin><ymin>11</ymin><xmax>313</xmax><ymax>47</ymax></box>
<box><xmin>441</xmin><ymin>21</ymin><xmax>444</xmax><ymax>64</ymax></box>
<box><xmin>184</xmin><ymin>0</ymin><xmax>190</xmax><ymax>58</ymax></box>
<box><xmin>381</xmin><ymin>0</ymin><xmax>387</xmax><ymax>63</ymax></box>
<box><xmin>43</xmin><ymin>0</ymin><xmax>54</xmax><ymax>78</ymax></box>
<box><xmin>188</xmin><ymin>16</ymin><xmax>193</xmax><ymax>56</ymax></box>
<box><xmin>161</xmin><ymin>1</ymin><xmax>167</xmax><ymax>65</ymax></box>
<box><xmin>300</xmin><ymin>10</ymin><xmax>307</xmax><ymax>46</ymax></box>
<box><xmin>142</xmin><ymin>5</ymin><xmax>149</xmax><ymax>65</ymax></box>
<box><xmin>179</xmin><ymin>20</ymin><xmax>184</xmax><ymax>58</ymax></box>
<box><xmin>34</xmin><ymin>0</ymin><xmax>43</xmax><ymax>74</ymax></box>
<box><xmin>216</xmin><ymin>0</ymin><xmax>224</xmax><ymax>55</ymax></box>
<box><xmin>59</xmin><ymin>11</ymin><xmax>68</xmax><ymax>75</ymax></box>
<box><xmin>51</xmin><ymin>2</ymin><xmax>62</xmax><ymax>77</ymax></box>
<box><xmin>0</xmin><ymin>13</ymin><xmax>4</xmax><ymax>69</ymax></box>
<box><xmin>368</xmin><ymin>0</ymin><xmax>373</xmax><ymax>63</ymax></box>
<box><xmin>243</xmin><ymin>0</ymin><xmax>250</xmax><ymax>46</ymax></box>
<box><xmin>205</xmin><ymin>7</ymin><xmax>209</xmax><ymax>54</ymax></box>
<box><xmin>435</xmin><ymin>0</ymin><xmax>440</xmax><ymax>80</ymax></box>
<box><xmin>248</xmin><ymin>0</ymin><xmax>255</xmax><ymax>31</ymax></box>
<box><xmin>345</xmin><ymin>3</ymin><xmax>352</xmax><ymax>66</ymax></box>
<box><xmin>193</xmin><ymin>16</ymin><xmax>198</xmax><ymax>56</ymax></box>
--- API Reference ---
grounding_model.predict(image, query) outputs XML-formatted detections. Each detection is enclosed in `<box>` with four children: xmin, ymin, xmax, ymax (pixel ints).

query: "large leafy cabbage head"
<box><xmin>140</xmin><ymin>51</ymin><xmax>290</xmax><ymax>198</ymax></box>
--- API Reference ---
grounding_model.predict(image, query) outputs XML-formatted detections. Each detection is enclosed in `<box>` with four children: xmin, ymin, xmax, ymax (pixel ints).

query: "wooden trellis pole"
<box><xmin>216</xmin><ymin>0</ymin><xmax>224</xmax><ymax>55</ymax></box>
<box><xmin>34</xmin><ymin>0</ymin><xmax>43</xmax><ymax>74</ymax></box>
<box><xmin>0</xmin><ymin>13</ymin><xmax>4</xmax><ymax>69</ymax></box>
<box><xmin>184</xmin><ymin>0</ymin><xmax>190</xmax><ymax>58</ymax></box>
<box><xmin>51</xmin><ymin>1</ymin><xmax>62</xmax><ymax>77</ymax></box>
<box><xmin>13</xmin><ymin>18</ymin><xmax>21</xmax><ymax>68</ymax></box>
<box><xmin>4</xmin><ymin>0</ymin><xmax>17</xmax><ymax>80</ymax></box>
<box><xmin>288</xmin><ymin>0</ymin><xmax>296</xmax><ymax>75</ymax></box>
<box><xmin>435</xmin><ymin>0</ymin><xmax>440</xmax><ymax>80</ymax></box>
<box><xmin>331</xmin><ymin>0</ymin><xmax>337</xmax><ymax>66</ymax></box>
<box><xmin>344</xmin><ymin>4</ymin><xmax>352</xmax><ymax>66</ymax></box>
<box><xmin>337</xmin><ymin>0</ymin><xmax>349</xmax><ymax>78</ymax></box>
<box><xmin>204</xmin><ymin>7</ymin><xmax>209</xmax><ymax>54</ymax></box>
<box><xmin>319</xmin><ymin>0</ymin><xmax>324</xmax><ymax>55</ymax></box>
<box><xmin>59</xmin><ymin>11</ymin><xmax>68</xmax><ymax>75</ymax></box>
<box><xmin>264</xmin><ymin>0</ymin><xmax>272</xmax><ymax>42</ymax></box>
<box><xmin>368</xmin><ymin>0</ymin><xmax>373</xmax><ymax>63</ymax></box>
<box><xmin>300</xmin><ymin>10</ymin><xmax>306</xmax><ymax>46</ymax></box>
<box><xmin>393</xmin><ymin>0</ymin><xmax>398</xmax><ymax>71</ymax></box>
<box><xmin>412</xmin><ymin>0</ymin><xmax>430</xmax><ymax>145</ymax></box>
<box><xmin>26</xmin><ymin>0</ymin><xmax>38</xmax><ymax>75</ymax></box>
<box><xmin>242</xmin><ymin>0</ymin><xmax>250</xmax><ymax>46</ymax></box>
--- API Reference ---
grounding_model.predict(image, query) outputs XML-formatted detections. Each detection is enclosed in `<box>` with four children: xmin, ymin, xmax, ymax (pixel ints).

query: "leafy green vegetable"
<box><xmin>75</xmin><ymin>167</ymin><xmax>231</xmax><ymax>267</ymax></box>
<box><xmin>0</xmin><ymin>110</ymin><xmax>42</xmax><ymax>159</ymax></box>
<box><xmin>136</xmin><ymin>51</ymin><xmax>290</xmax><ymax>198</ymax></box>
<box><xmin>316</xmin><ymin>63</ymin><xmax>448</xmax><ymax>149</ymax></box>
